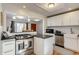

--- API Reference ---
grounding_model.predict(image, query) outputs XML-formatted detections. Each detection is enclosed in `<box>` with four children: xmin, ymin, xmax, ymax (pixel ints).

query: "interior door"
<box><xmin>31</xmin><ymin>24</ymin><xmax>36</xmax><ymax>31</ymax></box>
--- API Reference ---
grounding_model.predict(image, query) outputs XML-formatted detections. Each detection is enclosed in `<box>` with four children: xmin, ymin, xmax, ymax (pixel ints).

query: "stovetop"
<box><xmin>15</xmin><ymin>34</ymin><xmax>34</xmax><ymax>40</ymax></box>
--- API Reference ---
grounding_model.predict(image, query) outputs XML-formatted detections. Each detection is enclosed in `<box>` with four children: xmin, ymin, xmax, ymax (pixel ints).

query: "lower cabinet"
<box><xmin>1</xmin><ymin>39</ymin><xmax>15</xmax><ymax>55</ymax></box>
<box><xmin>64</xmin><ymin>37</ymin><xmax>79</xmax><ymax>52</ymax></box>
<box><xmin>34</xmin><ymin>37</ymin><xmax>54</xmax><ymax>55</ymax></box>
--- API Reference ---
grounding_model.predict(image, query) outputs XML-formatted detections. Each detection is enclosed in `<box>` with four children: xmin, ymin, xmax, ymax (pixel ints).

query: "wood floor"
<box><xmin>27</xmin><ymin>46</ymin><xmax>79</xmax><ymax>55</ymax></box>
<box><xmin>53</xmin><ymin>46</ymin><xmax>79</xmax><ymax>55</ymax></box>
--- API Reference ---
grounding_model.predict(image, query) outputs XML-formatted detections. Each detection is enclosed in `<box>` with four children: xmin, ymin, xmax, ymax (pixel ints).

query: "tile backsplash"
<box><xmin>47</xmin><ymin>26</ymin><xmax>79</xmax><ymax>34</ymax></box>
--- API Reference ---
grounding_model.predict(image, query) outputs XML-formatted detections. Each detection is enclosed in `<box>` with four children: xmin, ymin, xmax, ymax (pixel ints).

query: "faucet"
<box><xmin>70</xmin><ymin>28</ymin><xmax>74</xmax><ymax>34</ymax></box>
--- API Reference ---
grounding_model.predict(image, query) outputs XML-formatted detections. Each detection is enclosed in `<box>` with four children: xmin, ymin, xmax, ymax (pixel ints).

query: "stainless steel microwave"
<box><xmin>46</xmin><ymin>29</ymin><xmax>54</xmax><ymax>34</ymax></box>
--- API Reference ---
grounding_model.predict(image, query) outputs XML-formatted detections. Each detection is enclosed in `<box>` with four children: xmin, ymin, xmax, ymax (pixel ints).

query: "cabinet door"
<box><xmin>44</xmin><ymin>37</ymin><xmax>53</xmax><ymax>55</ymax></box>
<box><xmin>77</xmin><ymin>38</ymin><xmax>79</xmax><ymax>52</ymax></box>
<box><xmin>70</xmin><ymin>38</ymin><xmax>77</xmax><ymax>51</ymax></box>
<box><xmin>70</xmin><ymin>11</ymin><xmax>79</xmax><ymax>25</ymax></box>
<box><xmin>64</xmin><ymin>37</ymin><xmax>72</xmax><ymax>49</ymax></box>
<box><xmin>47</xmin><ymin>17</ymin><xmax>57</xmax><ymax>26</ymax></box>
<box><xmin>47</xmin><ymin>15</ymin><xmax>63</xmax><ymax>26</ymax></box>
<box><xmin>64</xmin><ymin>37</ymin><xmax>77</xmax><ymax>51</ymax></box>
<box><xmin>63</xmin><ymin>13</ymin><xmax>71</xmax><ymax>26</ymax></box>
<box><xmin>34</xmin><ymin>37</ymin><xmax>44</xmax><ymax>55</ymax></box>
<box><xmin>56</xmin><ymin>15</ymin><xmax>63</xmax><ymax>26</ymax></box>
<box><xmin>2</xmin><ymin>39</ymin><xmax>15</xmax><ymax>55</ymax></box>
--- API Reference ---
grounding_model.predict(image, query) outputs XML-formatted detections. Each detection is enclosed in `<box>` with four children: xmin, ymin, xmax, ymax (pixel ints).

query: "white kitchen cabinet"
<box><xmin>44</xmin><ymin>37</ymin><xmax>54</xmax><ymax>54</ymax></box>
<box><xmin>64</xmin><ymin>34</ymin><xmax>79</xmax><ymax>52</ymax></box>
<box><xmin>70</xmin><ymin>11</ymin><xmax>79</xmax><ymax>25</ymax></box>
<box><xmin>47</xmin><ymin>15</ymin><xmax>63</xmax><ymax>26</ymax></box>
<box><xmin>62</xmin><ymin>13</ymin><xmax>71</xmax><ymax>26</ymax></box>
<box><xmin>47</xmin><ymin>17</ymin><xmax>56</xmax><ymax>26</ymax></box>
<box><xmin>47</xmin><ymin>10</ymin><xmax>79</xmax><ymax>26</ymax></box>
<box><xmin>34</xmin><ymin>37</ymin><xmax>44</xmax><ymax>54</ymax></box>
<box><xmin>34</xmin><ymin>36</ymin><xmax>54</xmax><ymax>55</ymax></box>
<box><xmin>64</xmin><ymin>37</ymin><xmax>71</xmax><ymax>49</ymax></box>
<box><xmin>77</xmin><ymin>38</ymin><xmax>79</xmax><ymax>52</ymax></box>
<box><xmin>56</xmin><ymin>15</ymin><xmax>63</xmax><ymax>26</ymax></box>
<box><xmin>1</xmin><ymin>39</ymin><xmax>15</xmax><ymax>55</ymax></box>
<box><xmin>64</xmin><ymin>37</ymin><xmax>78</xmax><ymax>51</ymax></box>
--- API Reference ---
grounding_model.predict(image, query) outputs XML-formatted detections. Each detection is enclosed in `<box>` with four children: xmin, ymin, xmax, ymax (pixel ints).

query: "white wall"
<box><xmin>0</xmin><ymin>4</ymin><xmax>2</xmax><ymax>12</ymax></box>
<box><xmin>0</xmin><ymin>4</ymin><xmax>2</xmax><ymax>26</ymax></box>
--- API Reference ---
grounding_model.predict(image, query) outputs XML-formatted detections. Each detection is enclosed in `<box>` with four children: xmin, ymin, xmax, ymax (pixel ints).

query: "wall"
<box><xmin>0</xmin><ymin>4</ymin><xmax>2</xmax><ymax>26</ymax></box>
<box><xmin>36</xmin><ymin>20</ymin><xmax>45</xmax><ymax>35</ymax></box>
<box><xmin>1</xmin><ymin>3</ymin><xmax>46</xmax><ymax>31</ymax></box>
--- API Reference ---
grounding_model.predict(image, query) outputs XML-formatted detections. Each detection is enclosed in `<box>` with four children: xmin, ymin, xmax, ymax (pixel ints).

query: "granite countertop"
<box><xmin>35</xmin><ymin>35</ymin><xmax>53</xmax><ymax>39</ymax></box>
<box><xmin>1</xmin><ymin>34</ymin><xmax>53</xmax><ymax>40</ymax></box>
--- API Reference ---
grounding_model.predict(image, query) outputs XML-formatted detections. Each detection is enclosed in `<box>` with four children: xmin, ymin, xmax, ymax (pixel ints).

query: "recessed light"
<box><xmin>16</xmin><ymin>16</ymin><xmax>24</xmax><ymax>19</ymax></box>
<box><xmin>28</xmin><ymin>18</ymin><xmax>31</xmax><ymax>22</ymax></box>
<box><xmin>12</xmin><ymin>16</ymin><xmax>16</xmax><ymax>19</ymax></box>
<box><xmin>23</xmin><ymin>5</ymin><xmax>26</xmax><ymax>8</ymax></box>
<box><xmin>34</xmin><ymin>19</ymin><xmax>40</xmax><ymax>22</ymax></box>
<box><xmin>48</xmin><ymin>3</ymin><xmax>55</xmax><ymax>8</ymax></box>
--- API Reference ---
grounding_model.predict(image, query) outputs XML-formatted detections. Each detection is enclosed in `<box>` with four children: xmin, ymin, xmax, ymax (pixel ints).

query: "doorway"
<box><xmin>31</xmin><ymin>24</ymin><xmax>36</xmax><ymax>31</ymax></box>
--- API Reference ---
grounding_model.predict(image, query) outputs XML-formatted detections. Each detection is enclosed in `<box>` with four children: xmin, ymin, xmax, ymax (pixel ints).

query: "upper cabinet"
<box><xmin>47</xmin><ymin>15</ymin><xmax>63</xmax><ymax>26</ymax></box>
<box><xmin>70</xmin><ymin>11</ymin><xmax>79</xmax><ymax>25</ymax></box>
<box><xmin>47</xmin><ymin>10</ymin><xmax>79</xmax><ymax>26</ymax></box>
<box><xmin>62</xmin><ymin>13</ymin><xmax>71</xmax><ymax>26</ymax></box>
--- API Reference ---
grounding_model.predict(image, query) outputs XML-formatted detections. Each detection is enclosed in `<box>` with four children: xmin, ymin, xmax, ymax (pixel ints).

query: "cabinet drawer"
<box><xmin>3</xmin><ymin>45</ymin><xmax>15</xmax><ymax>52</ymax></box>
<box><xmin>2</xmin><ymin>50</ymin><xmax>15</xmax><ymax>55</ymax></box>
<box><xmin>3</xmin><ymin>41</ymin><xmax>15</xmax><ymax>45</ymax></box>
<box><xmin>2</xmin><ymin>41</ymin><xmax>15</xmax><ymax>53</ymax></box>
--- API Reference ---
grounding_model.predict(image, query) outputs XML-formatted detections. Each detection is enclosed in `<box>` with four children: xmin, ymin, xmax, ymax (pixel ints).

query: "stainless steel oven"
<box><xmin>23</xmin><ymin>38</ymin><xmax>33</xmax><ymax>55</ymax></box>
<box><xmin>27</xmin><ymin>38</ymin><xmax>33</xmax><ymax>49</ymax></box>
<box><xmin>55</xmin><ymin>35</ymin><xmax>64</xmax><ymax>48</ymax></box>
<box><xmin>16</xmin><ymin>40</ymin><xmax>25</xmax><ymax>55</ymax></box>
<box><xmin>55</xmin><ymin>30</ymin><xmax>64</xmax><ymax>48</ymax></box>
<box><xmin>15</xmin><ymin>34</ymin><xmax>34</xmax><ymax>55</ymax></box>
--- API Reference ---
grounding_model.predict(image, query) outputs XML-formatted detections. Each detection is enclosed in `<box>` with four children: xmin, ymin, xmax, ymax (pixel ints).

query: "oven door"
<box><xmin>23</xmin><ymin>38</ymin><xmax>33</xmax><ymax>49</ymax></box>
<box><xmin>16</xmin><ymin>40</ymin><xmax>25</xmax><ymax>55</ymax></box>
<box><xmin>27</xmin><ymin>39</ymin><xmax>33</xmax><ymax>49</ymax></box>
<box><xmin>55</xmin><ymin>36</ymin><xmax>64</xmax><ymax>48</ymax></box>
<box><xmin>18</xmin><ymin>43</ymin><xmax>24</xmax><ymax>51</ymax></box>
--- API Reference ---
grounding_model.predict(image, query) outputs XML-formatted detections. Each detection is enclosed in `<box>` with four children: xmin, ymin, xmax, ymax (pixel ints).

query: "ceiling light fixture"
<box><xmin>16</xmin><ymin>16</ymin><xmax>24</xmax><ymax>19</ymax></box>
<box><xmin>34</xmin><ymin>19</ymin><xmax>40</xmax><ymax>22</ymax></box>
<box><xmin>48</xmin><ymin>3</ymin><xmax>55</xmax><ymax>8</ymax></box>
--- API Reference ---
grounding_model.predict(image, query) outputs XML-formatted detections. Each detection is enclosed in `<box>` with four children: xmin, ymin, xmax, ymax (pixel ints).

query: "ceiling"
<box><xmin>2</xmin><ymin>3</ymin><xmax>79</xmax><ymax>17</ymax></box>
